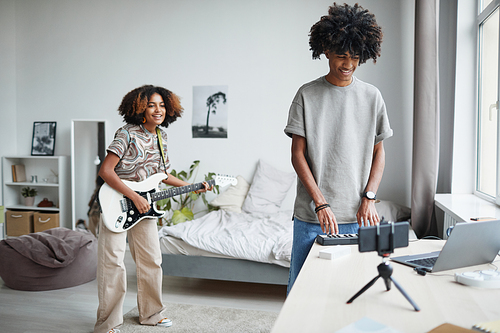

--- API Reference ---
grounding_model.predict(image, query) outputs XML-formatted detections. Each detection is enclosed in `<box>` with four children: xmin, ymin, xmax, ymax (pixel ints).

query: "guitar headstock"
<box><xmin>212</xmin><ymin>174</ymin><xmax>238</xmax><ymax>187</ymax></box>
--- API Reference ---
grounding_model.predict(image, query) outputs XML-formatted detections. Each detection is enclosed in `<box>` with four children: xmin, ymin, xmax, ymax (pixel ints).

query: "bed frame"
<box><xmin>161</xmin><ymin>254</ymin><xmax>289</xmax><ymax>285</ymax></box>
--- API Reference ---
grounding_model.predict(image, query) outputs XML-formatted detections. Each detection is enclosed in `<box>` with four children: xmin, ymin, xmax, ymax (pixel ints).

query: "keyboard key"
<box><xmin>407</xmin><ymin>257</ymin><xmax>438</xmax><ymax>268</ymax></box>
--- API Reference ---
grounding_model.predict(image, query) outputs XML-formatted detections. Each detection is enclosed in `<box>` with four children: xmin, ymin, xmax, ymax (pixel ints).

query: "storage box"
<box><xmin>34</xmin><ymin>212</ymin><xmax>59</xmax><ymax>232</ymax></box>
<box><xmin>6</xmin><ymin>210</ymin><xmax>34</xmax><ymax>236</ymax></box>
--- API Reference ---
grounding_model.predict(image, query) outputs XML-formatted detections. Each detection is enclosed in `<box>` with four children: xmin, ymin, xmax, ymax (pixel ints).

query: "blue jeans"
<box><xmin>287</xmin><ymin>218</ymin><xmax>359</xmax><ymax>295</ymax></box>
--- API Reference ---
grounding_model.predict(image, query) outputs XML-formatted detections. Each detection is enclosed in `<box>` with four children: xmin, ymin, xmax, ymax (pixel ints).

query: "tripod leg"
<box><xmin>390</xmin><ymin>276</ymin><xmax>420</xmax><ymax>311</ymax></box>
<box><xmin>383</xmin><ymin>277</ymin><xmax>392</xmax><ymax>291</ymax></box>
<box><xmin>377</xmin><ymin>261</ymin><xmax>393</xmax><ymax>291</ymax></box>
<box><xmin>347</xmin><ymin>275</ymin><xmax>380</xmax><ymax>304</ymax></box>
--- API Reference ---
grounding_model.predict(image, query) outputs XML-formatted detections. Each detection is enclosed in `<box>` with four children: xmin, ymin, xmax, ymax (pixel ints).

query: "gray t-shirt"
<box><xmin>284</xmin><ymin>76</ymin><xmax>393</xmax><ymax>224</ymax></box>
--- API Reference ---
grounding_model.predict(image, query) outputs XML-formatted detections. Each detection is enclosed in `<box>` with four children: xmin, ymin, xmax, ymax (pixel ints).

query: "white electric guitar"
<box><xmin>99</xmin><ymin>173</ymin><xmax>237</xmax><ymax>233</ymax></box>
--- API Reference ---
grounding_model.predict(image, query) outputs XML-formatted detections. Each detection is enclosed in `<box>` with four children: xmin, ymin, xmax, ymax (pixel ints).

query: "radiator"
<box><xmin>443</xmin><ymin>212</ymin><xmax>458</xmax><ymax>240</ymax></box>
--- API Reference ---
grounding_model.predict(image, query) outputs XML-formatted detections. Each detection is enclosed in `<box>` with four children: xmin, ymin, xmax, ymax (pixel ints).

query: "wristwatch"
<box><xmin>363</xmin><ymin>191</ymin><xmax>377</xmax><ymax>200</ymax></box>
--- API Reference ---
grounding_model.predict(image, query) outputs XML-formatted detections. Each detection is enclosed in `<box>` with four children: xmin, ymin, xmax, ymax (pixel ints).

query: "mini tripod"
<box><xmin>346</xmin><ymin>222</ymin><xmax>420</xmax><ymax>311</ymax></box>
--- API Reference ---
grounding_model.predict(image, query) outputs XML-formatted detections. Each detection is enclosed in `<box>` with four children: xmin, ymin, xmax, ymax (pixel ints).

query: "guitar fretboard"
<box><xmin>151</xmin><ymin>179</ymin><xmax>216</xmax><ymax>202</ymax></box>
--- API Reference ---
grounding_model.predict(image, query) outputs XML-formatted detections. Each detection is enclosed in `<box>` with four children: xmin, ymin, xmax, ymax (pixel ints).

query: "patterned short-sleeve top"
<box><xmin>106</xmin><ymin>124</ymin><xmax>170</xmax><ymax>182</ymax></box>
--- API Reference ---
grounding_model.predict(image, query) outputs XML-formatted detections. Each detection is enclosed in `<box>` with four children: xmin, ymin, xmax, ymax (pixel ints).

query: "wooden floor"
<box><xmin>0</xmin><ymin>249</ymin><xmax>287</xmax><ymax>333</ymax></box>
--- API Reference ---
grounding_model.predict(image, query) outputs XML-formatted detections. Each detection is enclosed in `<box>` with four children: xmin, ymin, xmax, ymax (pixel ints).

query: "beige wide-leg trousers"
<box><xmin>94</xmin><ymin>216</ymin><xmax>165</xmax><ymax>333</ymax></box>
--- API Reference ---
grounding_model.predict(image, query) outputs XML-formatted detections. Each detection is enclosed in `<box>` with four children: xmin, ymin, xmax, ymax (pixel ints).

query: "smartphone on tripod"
<box><xmin>347</xmin><ymin>220</ymin><xmax>419</xmax><ymax>311</ymax></box>
<box><xmin>358</xmin><ymin>221</ymin><xmax>409</xmax><ymax>255</ymax></box>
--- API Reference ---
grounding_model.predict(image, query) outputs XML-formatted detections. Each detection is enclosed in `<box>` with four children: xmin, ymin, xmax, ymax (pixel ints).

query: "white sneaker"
<box><xmin>157</xmin><ymin>318</ymin><xmax>173</xmax><ymax>327</ymax></box>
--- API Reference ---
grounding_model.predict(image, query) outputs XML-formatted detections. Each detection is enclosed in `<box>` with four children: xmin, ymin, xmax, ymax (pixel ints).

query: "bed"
<box><xmin>159</xmin><ymin>160</ymin><xmax>294</xmax><ymax>285</ymax></box>
<box><xmin>158</xmin><ymin>160</ymin><xmax>411</xmax><ymax>285</ymax></box>
<box><xmin>159</xmin><ymin>210</ymin><xmax>292</xmax><ymax>285</ymax></box>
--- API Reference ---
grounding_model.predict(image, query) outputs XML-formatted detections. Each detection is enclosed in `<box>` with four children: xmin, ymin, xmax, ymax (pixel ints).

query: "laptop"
<box><xmin>391</xmin><ymin>219</ymin><xmax>500</xmax><ymax>272</ymax></box>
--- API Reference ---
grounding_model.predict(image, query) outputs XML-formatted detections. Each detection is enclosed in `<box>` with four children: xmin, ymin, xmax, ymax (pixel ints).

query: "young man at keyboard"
<box><xmin>284</xmin><ymin>3</ymin><xmax>393</xmax><ymax>295</ymax></box>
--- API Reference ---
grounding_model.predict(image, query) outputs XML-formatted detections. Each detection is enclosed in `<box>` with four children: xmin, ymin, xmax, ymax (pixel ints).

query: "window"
<box><xmin>477</xmin><ymin>0</ymin><xmax>500</xmax><ymax>203</ymax></box>
<box><xmin>482</xmin><ymin>0</ymin><xmax>495</xmax><ymax>11</ymax></box>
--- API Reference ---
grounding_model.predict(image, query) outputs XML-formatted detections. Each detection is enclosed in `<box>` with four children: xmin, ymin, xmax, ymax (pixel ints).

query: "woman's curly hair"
<box><xmin>118</xmin><ymin>85</ymin><xmax>183</xmax><ymax>128</ymax></box>
<box><xmin>309</xmin><ymin>3</ymin><xmax>383</xmax><ymax>64</ymax></box>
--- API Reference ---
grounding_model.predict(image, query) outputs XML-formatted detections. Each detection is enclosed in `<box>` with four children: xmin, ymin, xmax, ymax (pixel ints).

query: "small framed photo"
<box><xmin>31</xmin><ymin>122</ymin><xmax>57</xmax><ymax>156</ymax></box>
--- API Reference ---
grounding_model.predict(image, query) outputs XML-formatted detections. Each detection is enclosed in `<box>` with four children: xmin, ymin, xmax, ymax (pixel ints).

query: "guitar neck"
<box><xmin>151</xmin><ymin>179</ymin><xmax>216</xmax><ymax>202</ymax></box>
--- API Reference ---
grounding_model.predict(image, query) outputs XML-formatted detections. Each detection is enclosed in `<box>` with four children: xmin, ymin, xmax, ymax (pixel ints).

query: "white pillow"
<box><xmin>241</xmin><ymin>160</ymin><xmax>295</xmax><ymax>214</ymax></box>
<box><xmin>375</xmin><ymin>200</ymin><xmax>411</xmax><ymax>222</ymax></box>
<box><xmin>210</xmin><ymin>175</ymin><xmax>250</xmax><ymax>213</ymax></box>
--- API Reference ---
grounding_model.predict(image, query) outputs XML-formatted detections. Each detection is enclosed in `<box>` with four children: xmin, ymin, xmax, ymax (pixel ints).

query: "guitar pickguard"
<box><xmin>117</xmin><ymin>189</ymin><xmax>165</xmax><ymax>231</ymax></box>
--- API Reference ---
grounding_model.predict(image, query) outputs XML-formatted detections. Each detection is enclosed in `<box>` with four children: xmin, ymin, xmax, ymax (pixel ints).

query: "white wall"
<box><xmin>1</xmin><ymin>0</ymin><xmax>415</xmax><ymax>210</ymax></box>
<box><xmin>0</xmin><ymin>0</ymin><xmax>17</xmax><ymax>205</ymax></box>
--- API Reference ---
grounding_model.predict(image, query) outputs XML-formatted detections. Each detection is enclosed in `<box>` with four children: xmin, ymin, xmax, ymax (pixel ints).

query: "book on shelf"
<box><xmin>11</xmin><ymin>164</ymin><xmax>27</xmax><ymax>182</ymax></box>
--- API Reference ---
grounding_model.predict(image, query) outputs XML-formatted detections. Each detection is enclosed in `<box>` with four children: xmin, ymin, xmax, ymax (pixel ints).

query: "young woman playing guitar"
<box><xmin>94</xmin><ymin>85</ymin><xmax>212</xmax><ymax>333</ymax></box>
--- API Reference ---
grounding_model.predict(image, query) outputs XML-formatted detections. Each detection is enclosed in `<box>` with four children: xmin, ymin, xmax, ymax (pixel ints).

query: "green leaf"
<box><xmin>181</xmin><ymin>206</ymin><xmax>194</xmax><ymax>218</ymax></box>
<box><xmin>201</xmin><ymin>194</ymin><xmax>208</xmax><ymax>206</ymax></box>
<box><xmin>188</xmin><ymin>160</ymin><xmax>200</xmax><ymax>178</ymax></box>
<box><xmin>171</xmin><ymin>207</ymin><xmax>195</xmax><ymax>225</ymax></box>
<box><xmin>156</xmin><ymin>197</ymin><xmax>170</xmax><ymax>209</ymax></box>
<box><xmin>191</xmin><ymin>160</ymin><xmax>200</xmax><ymax>168</ymax></box>
<box><xmin>178</xmin><ymin>170</ymin><xmax>188</xmax><ymax>181</ymax></box>
<box><xmin>21</xmin><ymin>186</ymin><xmax>38</xmax><ymax>197</ymax></box>
<box><xmin>188</xmin><ymin>191</ymin><xmax>198</xmax><ymax>201</ymax></box>
<box><xmin>205</xmin><ymin>172</ymin><xmax>220</xmax><ymax>194</ymax></box>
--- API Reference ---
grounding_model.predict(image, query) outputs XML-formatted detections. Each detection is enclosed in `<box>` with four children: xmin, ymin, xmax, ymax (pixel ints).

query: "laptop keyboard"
<box><xmin>407</xmin><ymin>256</ymin><xmax>438</xmax><ymax>268</ymax></box>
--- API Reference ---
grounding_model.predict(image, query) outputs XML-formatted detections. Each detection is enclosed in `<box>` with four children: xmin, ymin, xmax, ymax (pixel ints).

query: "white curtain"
<box><xmin>411</xmin><ymin>0</ymin><xmax>440</xmax><ymax>238</ymax></box>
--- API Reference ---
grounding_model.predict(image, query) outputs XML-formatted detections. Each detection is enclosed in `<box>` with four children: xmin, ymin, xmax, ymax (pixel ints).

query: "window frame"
<box><xmin>475</xmin><ymin>0</ymin><xmax>500</xmax><ymax>204</ymax></box>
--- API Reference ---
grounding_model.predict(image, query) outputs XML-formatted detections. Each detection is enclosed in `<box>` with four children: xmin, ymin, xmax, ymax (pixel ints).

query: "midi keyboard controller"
<box><xmin>316</xmin><ymin>233</ymin><xmax>358</xmax><ymax>246</ymax></box>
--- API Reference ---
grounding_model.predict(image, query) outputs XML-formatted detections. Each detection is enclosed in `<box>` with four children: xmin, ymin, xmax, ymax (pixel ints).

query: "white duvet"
<box><xmin>158</xmin><ymin>210</ymin><xmax>293</xmax><ymax>267</ymax></box>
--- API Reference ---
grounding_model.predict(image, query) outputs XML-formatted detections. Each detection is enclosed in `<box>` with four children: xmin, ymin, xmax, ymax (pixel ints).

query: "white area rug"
<box><xmin>120</xmin><ymin>302</ymin><xmax>279</xmax><ymax>333</ymax></box>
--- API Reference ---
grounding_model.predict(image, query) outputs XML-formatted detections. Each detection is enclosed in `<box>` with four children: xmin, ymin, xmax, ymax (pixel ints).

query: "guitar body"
<box><xmin>99</xmin><ymin>172</ymin><xmax>236</xmax><ymax>233</ymax></box>
<box><xmin>99</xmin><ymin>173</ymin><xmax>168</xmax><ymax>233</ymax></box>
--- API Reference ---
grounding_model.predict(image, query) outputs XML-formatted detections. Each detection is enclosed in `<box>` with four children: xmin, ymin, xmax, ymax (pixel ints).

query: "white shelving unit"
<box><xmin>2</xmin><ymin>156</ymin><xmax>70</xmax><ymax>235</ymax></box>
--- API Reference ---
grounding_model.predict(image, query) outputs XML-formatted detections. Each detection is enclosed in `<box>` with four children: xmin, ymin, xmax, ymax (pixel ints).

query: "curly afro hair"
<box><xmin>118</xmin><ymin>85</ymin><xmax>183</xmax><ymax>128</ymax></box>
<box><xmin>309</xmin><ymin>3</ymin><xmax>383</xmax><ymax>64</ymax></box>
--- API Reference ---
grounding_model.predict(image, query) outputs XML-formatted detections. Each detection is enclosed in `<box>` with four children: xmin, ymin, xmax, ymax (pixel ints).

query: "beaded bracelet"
<box><xmin>315</xmin><ymin>203</ymin><xmax>330</xmax><ymax>213</ymax></box>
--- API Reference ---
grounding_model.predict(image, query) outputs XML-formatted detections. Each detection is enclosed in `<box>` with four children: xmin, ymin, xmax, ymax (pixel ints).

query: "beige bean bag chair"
<box><xmin>0</xmin><ymin>227</ymin><xmax>97</xmax><ymax>291</ymax></box>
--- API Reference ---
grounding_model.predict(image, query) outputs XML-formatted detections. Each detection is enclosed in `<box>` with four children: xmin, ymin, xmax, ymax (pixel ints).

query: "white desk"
<box><xmin>271</xmin><ymin>241</ymin><xmax>500</xmax><ymax>332</ymax></box>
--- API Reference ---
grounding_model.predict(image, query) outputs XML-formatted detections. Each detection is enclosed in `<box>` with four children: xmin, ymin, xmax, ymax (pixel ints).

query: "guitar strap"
<box><xmin>156</xmin><ymin>127</ymin><xmax>168</xmax><ymax>174</ymax></box>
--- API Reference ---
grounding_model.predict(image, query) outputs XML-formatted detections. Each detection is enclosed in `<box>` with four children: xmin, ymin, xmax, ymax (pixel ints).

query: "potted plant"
<box><xmin>156</xmin><ymin>160</ymin><xmax>220</xmax><ymax>226</ymax></box>
<box><xmin>21</xmin><ymin>186</ymin><xmax>37</xmax><ymax>206</ymax></box>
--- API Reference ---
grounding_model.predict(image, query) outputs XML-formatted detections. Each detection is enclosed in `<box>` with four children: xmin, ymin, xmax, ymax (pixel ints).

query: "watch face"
<box><xmin>365</xmin><ymin>191</ymin><xmax>376</xmax><ymax>200</ymax></box>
